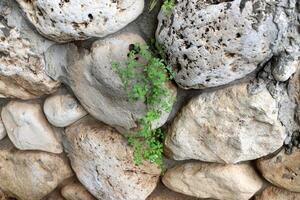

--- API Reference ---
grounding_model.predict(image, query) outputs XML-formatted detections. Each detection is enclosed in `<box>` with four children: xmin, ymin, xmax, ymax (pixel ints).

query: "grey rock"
<box><xmin>63</xmin><ymin>116</ymin><xmax>161</xmax><ymax>200</ymax></box>
<box><xmin>0</xmin><ymin>0</ymin><xmax>60</xmax><ymax>99</ymax></box>
<box><xmin>16</xmin><ymin>0</ymin><xmax>144</xmax><ymax>43</ymax></box>
<box><xmin>156</xmin><ymin>0</ymin><xmax>299</xmax><ymax>89</ymax></box>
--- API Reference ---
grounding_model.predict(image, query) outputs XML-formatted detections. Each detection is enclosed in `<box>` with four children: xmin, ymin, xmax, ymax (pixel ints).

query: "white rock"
<box><xmin>1</xmin><ymin>100</ymin><xmax>63</xmax><ymax>153</ymax></box>
<box><xmin>0</xmin><ymin>138</ymin><xmax>73</xmax><ymax>200</ymax></box>
<box><xmin>45</xmin><ymin>32</ymin><xmax>177</xmax><ymax>131</ymax></box>
<box><xmin>16</xmin><ymin>0</ymin><xmax>144</xmax><ymax>42</ymax></box>
<box><xmin>44</xmin><ymin>89</ymin><xmax>87</xmax><ymax>127</ymax></box>
<box><xmin>165</xmin><ymin>83</ymin><xmax>286</xmax><ymax>163</ymax></box>
<box><xmin>63</xmin><ymin>116</ymin><xmax>161</xmax><ymax>200</ymax></box>
<box><xmin>0</xmin><ymin>0</ymin><xmax>60</xmax><ymax>99</ymax></box>
<box><xmin>162</xmin><ymin>162</ymin><xmax>263</xmax><ymax>200</ymax></box>
<box><xmin>156</xmin><ymin>0</ymin><xmax>298</xmax><ymax>89</ymax></box>
<box><xmin>61</xmin><ymin>181</ymin><xmax>96</xmax><ymax>200</ymax></box>
<box><xmin>272</xmin><ymin>58</ymin><xmax>298</xmax><ymax>82</ymax></box>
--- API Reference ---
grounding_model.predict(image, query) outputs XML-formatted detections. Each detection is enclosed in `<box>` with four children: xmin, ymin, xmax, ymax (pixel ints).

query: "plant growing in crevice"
<box><xmin>149</xmin><ymin>0</ymin><xmax>176</xmax><ymax>14</ymax></box>
<box><xmin>112</xmin><ymin>43</ymin><xmax>175</xmax><ymax>168</ymax></box>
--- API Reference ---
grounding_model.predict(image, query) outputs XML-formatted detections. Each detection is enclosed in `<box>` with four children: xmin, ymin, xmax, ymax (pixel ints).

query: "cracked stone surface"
<box><xmin>0</xmin><ymin>0</ymin><xmax>60</xmax><ymax>99</ymax></box>
<box><xmin>156</xmin><ymin>0</ymin><xmax>299</xmax><ymax>89</ymax></box>
<box><xmin>16</xmin><ymin>0</ymin><xmax>144</xmax><ymax>43</ymax></box>
<box><xmin>63</xmin><ymin>116</ymin><xmax>161</xmax><ymax>200</ymax></box>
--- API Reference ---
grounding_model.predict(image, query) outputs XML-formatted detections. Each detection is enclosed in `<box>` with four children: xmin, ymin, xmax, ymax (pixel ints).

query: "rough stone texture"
<box><xmin>63</xmin><ymin>116</ymin><xmax>161</xmax><ymax>200</ymax></box>
<box><xmin>16</xmin><ymin>0</ymin><xmax>144</xmax><ymax>43</ymax></box>
<box><xmin>61</xmin><ymin>181</ymin><xmax>96</xmax><ymax>200</ymax></box>
<box><xmin>257</xmin><ymin>148</ymin><xmax>300</xmax><ymax>192</ymax></box>
<box><xmin>255</xmin><ymin>186</ymin><xmax>300</xmax><ymax>200</ymax></box>
<box><xmin>1</xmin><ymin>100</ymin><xmax>63</xmax><ymax>153</ymax></box>
<box><xmin>162</xmin><ymin>162</ymin><xmax>263</xmax><ymax>200</ymax></box>
<box><xmin>0</xmin><ymin>116</ymin><xmax>6</xmax><ymax>141</ymax></box>
<box><xmin>44</xmin><ymin>190</ymin><xmax>66</xmax><ymax>200</ymax></box>
<box><xmin>147</xmin><ymin>182</ymin><xmax>199</xmax><ymax>200</ymax></box>
<box><xmin>165</xmin><ymin>82</ymin><xmax>286</xmax><ymax>163</ymax></box>
<box><xmin>272</xmin><ymin>56</ymin><xmax>297</xmax><ymax>82</ymax></box>
<box><xmin>156</xmin><ymin>0</ymin><xmax>299</xmax><ymax>89</ymax></box>
<box><xmin>0</xmin><ymin>138</ymin><xmax>73</xmax><ymax>200</ymax></box>
<box><xmin>45</xmin><ymin>32</ymin><xmax>177</xmax><ymax>131</ymax></box>
<box><xmin>0</xmin><ymin>0</ymin><xmax>60</xmax><ymax>99</ymax></box>
<box><xmin>44</xmin><ymin>89</ymin><xmax>87</xmax><ymax>127</ymax></box>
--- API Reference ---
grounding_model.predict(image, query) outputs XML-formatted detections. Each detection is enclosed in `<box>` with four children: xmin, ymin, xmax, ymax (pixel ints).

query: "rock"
<box><xmin>0</xmin><ymin>0</ymin><xmax>60</xmax><ymax>99</ymax></box>
<box><xmin>156</xmin><ymin>0</ymin><xmax>298</xmax><ymax>89</ymax></box>
<box><xmin>162</xmin><ymin>162</ymin><xmax>263</xmax><ymax>200</ymax></box>
<box><xmin>45</xmin><ymin>32</ymin><xmax>177</xmax><ymax>131</ymax></box>
<box><xmin>61</xmin><ymin>181</ymin><xmax>96</xmax><ymax>200</ymax></box>
<box><xmin>44</xmin><ymin>190</ymin><xmax>66</xmax><ymax>200</ymax></box>
<box><xmin>1</xmin><ymin>100</ymin><xmax>63</xmax><ymax>153</ymax></box>
<box><xmin>63</xmin><ymin>116</ymin><xmax>161</xmax><ymax>200</ymax></box>
<box><xmin>0</xmin><ymin>116</ymin><xmax>6</xmax><ymax>141</ymax></box>
<box><xmin>165</xmin><ymin>82</ymin><xmax>286</xmax><ymax>163</ymax></box>
<box><xmin>0</xmin><ymin>138</ymin><xmax>73</xmax><ymax>200</ymax></box>
<box><xmin>257</xmin><ymin>148</ymin><xmax>300</xmax><ymax>192</ymax></box>
<box><xmin>255</xmin><ymin>186</ymin><xmax>300</xmax><ymax>200</ymax></box>
<box><xmin>44</xmin><ymin>89</ymin><xmax>87</xmax><ymax>127</ymax></box>
<box><xmin>272</xmin><ymin>56</ymin><xmax>297</xmax><ymax>82</ymax></box>
<box><xmin>16</xmin><ymin>0</ymin><xmax>144</xmax><ymax>43</ymax></box>
<box><xmin>147</xmin><ymin>182</ymin><xmax>199</xmax><ymax>200</ymax></box>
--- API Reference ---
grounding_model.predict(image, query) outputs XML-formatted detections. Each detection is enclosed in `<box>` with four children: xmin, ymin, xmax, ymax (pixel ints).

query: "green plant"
<box><xmin>112</xmin><ymin>43</ymin><xmax>175</xmax><ymax>168</ymax></box>
<box><xmin>149</xmin><ymin>0</ymin><xmax>176</xmax><ymax>14</ymax></box>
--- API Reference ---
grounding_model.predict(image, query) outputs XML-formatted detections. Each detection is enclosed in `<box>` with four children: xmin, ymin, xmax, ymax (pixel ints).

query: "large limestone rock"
<box><xmin>16</xmin><ymin>0</ymin><xmax>144</xmax><ymax>43</ymax></box>
<box><xmin>63</xmin><ymin>116</ymin><xmax>161</xmax><ymax>200</ymax></box>
<box><xmin>46</xmin><ymin>32</ymin><xmax>177</xmax><ymax>131</ymax></box>
<box><xmin>1</xmin><ymin>100</ymin><xmax>63</xmax><ymax>153</ymax></box>
<box><xmin>156</xmin><ymin>0</ymin><xmax>298</xmax><ymax>89</ymax></box>
<box><xmin>257</xmin><ymin>148</ymin><xmax>300</xmax><ymax>192</ymax></box>
<box><xmin>255</xmin><ymin>186</ymin><xmax>300</xmax><ymax>200</ymax></box>
<box><xmin>165</xmin><ymin>83</ymin><xmax>286</xmax><ymax>163</ymax></box>
<box><xmin>162</xmin><ymin>162</ymin><xmax>263</xmax><ymax>200</ymax></box>
<box><xmin>0</xmin><ymin>0</ymin><xmax>60</xmax><ymax>99</ymax></box>
<box><xmin>0</xmin><ymin>139</ymin><xmax>73</xmax><ymax>200</ymax></box>
<box><xmin>44</xmin><ymin>89</ymin><xmax>87</xmax><ymax>127</ymax></box>
<box><xmin>61</xmin><ymin>181</ymin><xmax>96</xmax><ymax>200</ymax></box>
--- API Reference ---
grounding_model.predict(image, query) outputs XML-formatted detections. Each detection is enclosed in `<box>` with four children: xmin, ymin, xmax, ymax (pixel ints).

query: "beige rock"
<box><xmin>0</xmin><ymin>116</ymin><xmax>6</xmax><ymax>140</ymax></box>
<box><xmin>165</xmin><ymin>83</ymin><xmax>286</xmax><ymax>163</ymax></box>
<box><xmin>0</xmin><ymin>0</ymin><xmax>60</xmax><ymax>99</ymax></box>
<box><xmin>63</xmin><ymin>116</ymin><xmax>161</xmax><ymax>200</ymax></box>
<box><xmin>44</xmin><ymin>89</ymin><xmax>87</xmax><ymax>127</ymax></box>
<box><xmin>255</xmin><ymin>186</ymin><xmax>300</xmax><ymax>200</ymax></box>
<box><xmin>257</xmin><ymin>148</ymin><xmax>300</xmax><ymax>192</ymax></box>
<box><xmin>162</xmin><ymin>162</ymin><xmax>263</xmax><ymax>200</ymax></box>
<box><xmin>44</xmin><ymin>190</ymin><xmax>66</xmax><ymax>200</ymax></box>
<box><xmin>0</xmin><ymin>138</ymin><xmax>73</xmax><ymax>200</ymax></box>
<box><xmin>147</xmin><ymin>182</ymin><xmax>199</xmax><ymax>200</ymax></box>
<box><xmin>1</xmin><ymin>100</ymin><xmax>63</xmax><ymax>153</ymax></box>
<box><xmin>61</xmin><ymin>182</ymin><xmax>96</xmax><ymax>200</ymax></box>
<box><xmin>16</xmin><ymin>0</ymin><xmax>144</xmax><ymax>42</ymax></box>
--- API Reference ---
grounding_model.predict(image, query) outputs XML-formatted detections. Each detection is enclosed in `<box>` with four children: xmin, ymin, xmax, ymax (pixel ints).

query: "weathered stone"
<box><xmin>0</xmin><ymin>0</ymin><xmax>60</xmax><ymax>99</ymax></box>
<box><xmin>165</xmin><ymin>83</ymin><xmax>285</xmax><ymax>163</ymax></box>
<box><xmin>147</xmin><ymin>182</ymin><xmax>199</xmax><ymax>200</ymax></box>
<box><xmin>44</xmin><ymin>190</ymin><xmax>66</xmax><ymax>200</ymax></box>
<box><xmin>16</xmin><ymin>0</ymin><xmax>144</xmax><ymax>43</ymax></box>
<box><xmin>0</xmin><ymin>138</ymin><xmax>73</xmax><ymax>200</ymax></box>
<box><xmin>1</xmin><ymin>100</ymin><xmax>63</xmax><ymax>153</ymax></box>
<box><xmin>45</xmin><ymin>32</ymin><xmax>177</xmax><ymax>131</ymax></box>
<box><xmin>44</xmin><ymin>89</ymin><xmax>87</xmax><ymax>127</ymax></box>
<box><xmin>156</xmin><ymin>0</ymin><xmax>298</xmax><ymax>89</ymax></box>
<box><xmin>61</xmin><ymin>181</ymin><xmax>96</xmax><ymax>200</ymax></box>
<box><xmin>63</xmin><ymin>116</ymin><xmax>161</xmax><ymax>200</ymax></box>
<box><xmin>255</xmin><ymin>186</ymin><xmax>300</xmax><ymax>200</ymax></box>
<box><xmin>0</xmin><ymin>116</ymin><xmax>6</xmax><ymax>141</ymax></box>
<box><xmin>272</xmin><ymin>56</ymin><xmax>298</xmax><ymax>82</ymax></box>
<box><xmin>257</xmin><ymin>148</ymin><xmax>300</xmax><ymax>192</ymax></box>
<box><xmin>162</xmin><ymin>162</ymin><xmax>263</xmax><ymax>200</ymax></box>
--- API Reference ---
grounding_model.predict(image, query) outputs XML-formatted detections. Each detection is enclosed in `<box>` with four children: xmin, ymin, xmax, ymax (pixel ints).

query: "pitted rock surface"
<box><xmin>156</xmin><ymin>0</ymin><xmax>298</xmax><ymax>89</ymax></box>
<box><xmin>16</xmin><ymin>0</ymin><xmax>144</xmax><ymax>42</ymax></box>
